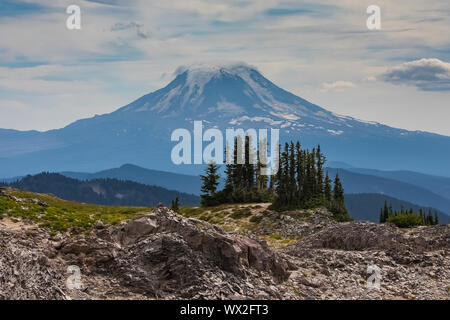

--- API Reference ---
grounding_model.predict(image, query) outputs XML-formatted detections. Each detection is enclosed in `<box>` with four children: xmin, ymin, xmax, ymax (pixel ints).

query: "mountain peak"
<box><xmin>172</xmin><ymin>62</ymin><xmax>261</xmax><ymax>94</ymax></box>
<box><xmin>118</xmin><ymin>61</ymin><xmax>335</xmax><ymax>125</ymax></box>
<box><xmin>174</xmin><ymin>62</ymin><xmax>259</xmax><ymax>78</ymax></box>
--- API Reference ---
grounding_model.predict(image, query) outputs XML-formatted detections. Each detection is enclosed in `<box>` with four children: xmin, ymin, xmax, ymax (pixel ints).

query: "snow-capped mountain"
<box><xmin>109</xmin><ymin>63</ymin><xmax>396</xmax><ymax>136</ymax></box>
<box><xmin>1</xmin><ymin>63</ymin><xmax>450</xmax><ymax>177</ymax></box>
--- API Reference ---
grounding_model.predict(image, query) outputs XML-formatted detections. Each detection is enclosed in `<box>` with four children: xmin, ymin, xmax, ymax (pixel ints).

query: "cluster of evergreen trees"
<box><xmin>379</xmin><ymin>201</ymin><xmax>439</xmax><ymax>226</ymax></box>
<box><xmin>200</xmin><ymin>137</ymin><xmax>350</xmax><ymax>219</ymax></box>
<box><xmin>200</xmin><ymin>136</ymin><xmax>274</xmax><ymax>206</ymax></box>
<box><xmin>271</xmin><ymin>142</ymin><xmax>347</xmax><ymax>218</ymax></box>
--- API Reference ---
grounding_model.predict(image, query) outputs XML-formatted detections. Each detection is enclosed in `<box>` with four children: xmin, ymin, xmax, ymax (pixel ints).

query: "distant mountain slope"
<box><xmin>1</xmin><ymin>63</ymin><xmax>450</xmax><ymax>177</ymax></box>
<box><xmin>0</xmin><ymin>176</ymin><xmax>22</xmax><ymax>183</ymax></box>
<box><xmin>345</xmin><ymin>193</ymin><xmax>450</xmax><ymax>225</ymax></box>
<box><xmin>3</xmin><ymin>173</ymin><xmax>200</xmax><ymax>207</ymax></box>
<box><xmin>62</xmin><ymin>164</ymin><xmax>202</xmax><ymax>196</ymax></box>
<box><xmin>326</xmin><ymin>168</ymin><xmax>450</xmax><ymax>215</ymax></box>
<box><xmin>343</xmin><ymin>167</ymin><xmax>450</xmax><ymax>201</ymax></box>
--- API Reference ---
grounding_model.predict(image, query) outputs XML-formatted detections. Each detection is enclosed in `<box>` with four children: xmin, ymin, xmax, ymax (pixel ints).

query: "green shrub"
<box><xmin>387</xmin><ymin>213</ymin><xmax>423</xmax><ymax>228</ymax></box>
<box><xmin>333</xmin><ymin>212</ymin><xmax>354</xmax><ymax>222</ymax></box>
<box><xmin>229</xmin><ymin>207</ymin><xmax>252</xmax><ymax>219</ymax></box>
<box><xmin>269</xmin><ymin>232</ymin><xmax>282</xmax><ymax>240</ymax></box>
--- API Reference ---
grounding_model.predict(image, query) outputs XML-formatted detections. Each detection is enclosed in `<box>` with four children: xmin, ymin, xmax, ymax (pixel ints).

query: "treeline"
<box><xmin>200</xmin><ymin>138</ymin><xmax>351</xmax><ymax>220</ymax></box>
<box><xmin>379</xmin><ymin>201</ymin><xmax>439</xmax><ymax>227</ymax></box>
<box><xmin>5</xmin><ymin>172</ymin><xmax>200</xmax><ymax>207</ymax></box>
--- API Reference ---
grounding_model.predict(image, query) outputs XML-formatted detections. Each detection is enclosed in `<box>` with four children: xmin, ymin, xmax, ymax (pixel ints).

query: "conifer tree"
<box><xmin>288</xmin><ymin>142</ymin><xmax>296</xmax><ymax>205</ymax></box>
<box><xmin>243</xmin><ymin>135</ymin><xmax>255</xmax><ymax>190</ymax></box>
<box><xmin>303</xmin><ymin>151</ymin><xmax>312</xmax><ymax>201</ymax></box>
<box><xmin>310</xmin><ymin>148</ymin><xmax>317</xmax><ymax>196</ymax></box>
<box><xmin>256</xmin><ymin>144</ymin><xmax>268</xmax><ymax>191</ymax></box>
<box><xmin>316</xmin><ymin>145</ymin><xmax>325</xmax><ymax>197</ymax></box>
<box><xmin>232</xmin><ymin>137</ymin><xmax>244</xmax><ymax>189</ymax></box>
<box><xmin>171</xmin><ymin>197</ymin><xmax>180</xmax><ymax>213</ymax></box>
<box><xmin>383</xmin><ymin>201</ymin><xmax>389</xmax><ymax>223</ymax></box>
<box><xmin>200</xmin><ymin>162</ymin><xmax>220</xmax><ymax>206</ymax></box>
<box><xmin>295</xmin><ymin>141</ymin><xmax>303</xmax><ymax>202</ymax></box>
<box><xmin>224</xmin><ymin>143</ymin><xmax>234</xmax><ymax>192</ymax></box>
<box><xmin>324</xmin><ymin>172</ymin><xmax>332</xmax><ymax>203</ymax></box>
<box><xmin>427</xmin><ymin>209</ymin><xmax>433</xmax><ymax>225</ymax></box>
<box><xmin>331</xmin><ymin>173</ymin><xmax>347</xmax><ymax>216</ymax></box>
<box><xmin>273</xmin><ymin>143</ymin><xmax>289</xmax><ymax>208</ymax></box>
<box><xmin>268</xmin><ymin>143</ymin><xmax>280</xmax><ymax>191</ymax></box>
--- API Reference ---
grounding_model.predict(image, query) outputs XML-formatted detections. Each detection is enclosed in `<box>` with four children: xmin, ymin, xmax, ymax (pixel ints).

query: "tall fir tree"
<box><xmin>303</xmin><ymin>151</ymin><xmax>312</xmax><ymax>201</ymax></box>
<box><xmin>200</xmin><ymin>162</ymin><xmax>220</xmax><ymax>206</ymax></box>
<box><xmin>269</xmin><ymin>143</ymin><xmax>281</xmax><ymax>191</ymax></box>
<box><xmin>273</xmin><ymin>143</ymin><xmax>290</xmax><ymax>207</ymax></box>
<box><xmin>383</xmin><ymin>201</ymin><xmax>389</xmax><ymax>223</ymax></box>
<box><xmin>224</xmin><ymin>142</ymin><xmax>234</xmax><ymax>192</ymax></box>
<box><xmin>309</xmin><ymin>148</ymin><xmax>317</xmax><ymax>197</ymax></box>
<box><xmin>171</xmin><ymin>197</ymin><xmax>180</xmax><ymax>213</ymax></box>
<box><xmin>256</xmin><ymin>138</ymin><xmax>268</xmax><ymax>191</ymax></box>
<box><xmin>324</xmin><ymin>172</ymin><xmax>332</xmax><ymax>203</ymax></box>
<box><xmin>288</xmin><ymin>142</ymin><xmax>297</xmax><ymax>205</ymax></box>
<box><xmin>331</xmin><ymin>173</ymin><xmax>347</xmax><ymax>216</ymax></box>
<box><xmin>295</xmin><ymin>141</ymin><xmax>303</xmax><ymax>203</ymax></box>
<box><xmin>315</xmin><ymin>145</ymin><xmax>325</xmax><ymax>197</ymax></box>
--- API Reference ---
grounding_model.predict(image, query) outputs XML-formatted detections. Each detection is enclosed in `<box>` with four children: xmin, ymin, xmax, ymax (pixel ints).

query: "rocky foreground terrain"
<box><xmin>0</xmin><ymin>195</ymin><xmax>449</xmax><ymax>300</ymax></box>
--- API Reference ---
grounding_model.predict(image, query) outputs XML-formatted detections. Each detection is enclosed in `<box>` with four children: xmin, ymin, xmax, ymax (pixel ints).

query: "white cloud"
<box><xmin>321</xmin><ymin>81</ymin><xmax>356</xmax><ymax>92</ymax></box>
<box><xmin>381</xmin><ymin>58</ymin><xmax>450</xmax><ymax>91</ymax></box>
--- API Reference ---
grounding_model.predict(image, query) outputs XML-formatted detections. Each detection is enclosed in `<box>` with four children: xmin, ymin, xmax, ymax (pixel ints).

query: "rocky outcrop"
<box><xmin>282</xmin><ymin>221</ymin><xmax>450</xmax><ymax>299</ymax></box>
<box><xmin>287</xmin><ymin>221</ymin><xmax>450</xmax><ymax>253</ymax></box>
<box><xmin>0</xmin><ymin>206</ymin><xmax>290</xmax><ymax>300</ymax></box>
<box><xmin>0</xmin><ymin>205</ymin><xmax>448</xmax><ymax>300</ymax></box>
<box><xmin>253</xmin><ymin>207</ymin><xmax>335</xmax><ymax>238</ymax></box>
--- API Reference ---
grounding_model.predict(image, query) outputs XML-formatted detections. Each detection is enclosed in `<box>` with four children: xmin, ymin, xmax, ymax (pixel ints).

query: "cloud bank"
<box><xmin>381</xmin><ymin>58</ymin><xmax>450</xmax><ymax>91</ymax></box>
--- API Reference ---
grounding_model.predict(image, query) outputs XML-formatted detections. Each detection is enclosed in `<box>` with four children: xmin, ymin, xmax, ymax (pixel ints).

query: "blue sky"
<box><xmin>0</xmin><ymin>0</ymin><xmax>450</xmax><ymax>135</ymax></box>
<box><xmin>0</xmin><ymin>0</ymin><xmax>47</xmax><ymax>17</ymax></box>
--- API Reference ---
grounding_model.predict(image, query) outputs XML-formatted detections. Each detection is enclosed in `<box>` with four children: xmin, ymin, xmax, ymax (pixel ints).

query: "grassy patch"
<box><xmin>0</xmin><ymin>189</ymin><xmax>150</xmax><ymax>232</ymax></box>
<box><xmin>178</xmin><ymin>205</ymin><xmax>232</xmax><ymax>224</ymax></box>
<box><xmin>179</xmin><ymin>204</ymin><xmax>256</xmax><ymax>224</ymax></box>
<box><xmin>269</xmin><ymin>232</ymin><xmax>282</xmax><ymax>240</ymax></box>
<box><xmin>229</xmin><ymin>207</ymin><xmax>252</xmax><ymax>219</ymax></box>
<box><xmin>259</xmin><ymin>233</ymin><xmax>302</xmax><ymax>249</ymax></box>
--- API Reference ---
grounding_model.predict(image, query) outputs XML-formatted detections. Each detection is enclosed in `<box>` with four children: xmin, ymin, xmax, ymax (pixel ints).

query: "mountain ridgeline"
<box><xmin>61</xmin><ymin>164</ymin><xmax>202</xmax><ymax>196</ymax></box>
<box><xmin>344</xmin><ymin>193</ymin><xmax>450</xmax><ymax>225</ymax></box>
<box><xmin>342</xmin><ymin>167</ymin><xmax>450</xmax><ymax>201</ymax></box>
<box><xmin>1</xmin><ymin>173</ymin><xmax>200</xmax><ymax>207</ymax></box>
